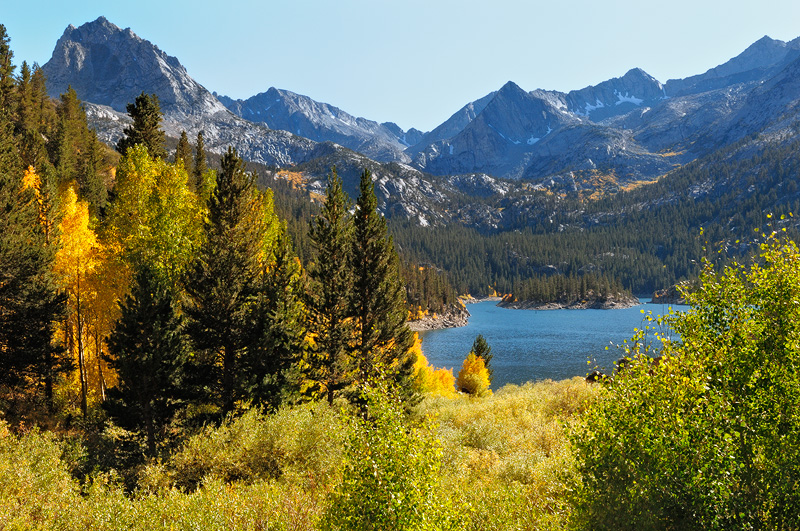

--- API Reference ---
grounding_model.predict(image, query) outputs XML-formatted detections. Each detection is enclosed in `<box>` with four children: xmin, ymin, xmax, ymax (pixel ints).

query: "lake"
<box><xmin>419</xmin><ymin>299</ymin><xmax>687</xmax><ymax>388</ymax></box>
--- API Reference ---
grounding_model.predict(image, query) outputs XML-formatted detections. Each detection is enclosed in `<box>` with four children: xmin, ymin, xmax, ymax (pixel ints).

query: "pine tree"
<box><xmin>193</xmin><ymin>130</ymin><xmax>207</xmax><ymax>191</ymax></box>
<box><xmin>0</xmin><ymin>25</ymin><xmax>15</xmax><ymax>118</ymax></box>
<box><xmin>54</xmin><ymin>87</ymin><xmax>107</xmax><ymax>212</ymax></box>
<box><xmin>105</xmin><ymin>266</ymin><xmax>188</xmax><ymax>456</ymax></box>
<box><xmin>0</xmin><ymin>118</ymin><xmax>68</xmax><ymax>410</ymax></box>
<box><xmin>174</xmin><ymin>130</ymin><xmax>193</xmax><ymax>171</ymax></box>
<box><xmin>244</xmin><ymin>228</ymin><xmax>306</xmax><ymax>409</ymax></box>
<box><xmin>307</xmin><ymin>167</ymin><xmax>355</xmax><ymax>405</ymax></box>
<box><xmin>116</xmin><ymin>92</ymin><xmax>166</xmax><ymax>159</ymax></box>
<box><xmin>184</xmin><ymin>147</ymin><xmax>268</xmax><ymax>414</ymax></box>
<box><xmin>350</xmin><ymin>169</ymin><xmax>415</xmax><ymax>400</ymax></box>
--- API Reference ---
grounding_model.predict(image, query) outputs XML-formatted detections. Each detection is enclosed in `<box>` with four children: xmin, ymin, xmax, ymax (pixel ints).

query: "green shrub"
<box><xmin>322</xmin><ymin>382</ymin><xmax>457</xmax><ymax>531</ymax></box>
<box><xmin>158</xmin><ymin>402</ymin><xmax>346</xmax><ymax>492</ymax></box>
<box><xmin>570</xmin><ymin>234</ymin><xmax>800</xmax><ymax>529</ymax></box>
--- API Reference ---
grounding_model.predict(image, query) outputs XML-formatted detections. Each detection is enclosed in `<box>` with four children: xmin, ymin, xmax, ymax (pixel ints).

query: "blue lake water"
<box><xmin>419</xmin><ymin>299</ymin><xmax>687</xmax><ymax>388</ymax></box>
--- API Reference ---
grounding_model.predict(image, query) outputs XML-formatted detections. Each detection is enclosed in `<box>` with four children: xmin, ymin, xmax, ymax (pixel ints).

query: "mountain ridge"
<box><xmin>39</xmin><ymin>17</ymin><xmax>800</xmax><ymax>228</ymax></box>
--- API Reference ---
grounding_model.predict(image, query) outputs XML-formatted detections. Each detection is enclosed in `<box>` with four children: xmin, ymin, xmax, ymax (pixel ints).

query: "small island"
<box><xmin>497</xmin><ymin>273</ymin><xmax>640</xmax><ymax>310</ymax></box>
<box><xmin>650</xmin><ymin>280</ymin><xmax>695</xmax><ymax>305</ymax></box>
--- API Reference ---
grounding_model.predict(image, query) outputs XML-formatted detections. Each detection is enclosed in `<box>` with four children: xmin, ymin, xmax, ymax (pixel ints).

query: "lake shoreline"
<box><xmin>498</xmin><ymin>296</ymin><xmax>641</xmax><ymax>311</ymax></box>
<box><xmin>408</xmin><ymin>304</ymin><xmax>470</xmax><ymax>332</ymax></box>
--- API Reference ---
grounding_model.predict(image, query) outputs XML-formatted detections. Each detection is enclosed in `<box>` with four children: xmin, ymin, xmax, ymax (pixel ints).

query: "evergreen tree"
<box><xmin>244</xmin><ymin>228</ymin><xmax>306</xmax><ymax>409</ymax></box>
<box><xmin>307</xmin><ymin>168</ymin><xmax>355</xmax><ymax>405</ymax></box>
<box><xmin>0</xmin><ymin>117</ymin><xmax>67</xmax><ymax>410</ymax></box>
<box><xmin>174</xmin><ymin>130</ymin><xmax>193</xmax><ymax>171</ymax></box>
<box><xmin>184</xmin><ymin>147</ymin><xmax>267</xmax><ymax>414</ymax></box>
<box><xmin>105</xmin><ymin>266</ymin><xmax>188</xmax><ymax>456</ymax></box>
<box><xmin>193</xmin><ymin>130</ymin><xmax>207</xmax><ymax>191</ymax></box>
<box><xmin>0</xmin><ymin>24</ymin><xmax>15</xmax><ymax>118</ymax></box>
<box><xmin>116</xmin><ymin>92</ymin><xmax>166</xmax><ymax>159</ymax></box>
<box><xmin>350</xmin><ymin>169</ymin><xmax>415</xmax><ymax>400</ymax></box>
<box><xmin>470</xmin><ymin>334</ymin><xmax>493</xmax><ymax>383</ymax></box>
<box><xmin>54</xmin><ymin>87</ymin><xmax>107</xmax><ymax>211</ymax></box>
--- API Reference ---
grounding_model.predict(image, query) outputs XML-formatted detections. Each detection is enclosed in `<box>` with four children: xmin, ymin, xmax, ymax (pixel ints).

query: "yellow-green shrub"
<box><xmin>456</xmin><ymin>352</ymin><xmax>491</xmax><ymax>396</ymax></box>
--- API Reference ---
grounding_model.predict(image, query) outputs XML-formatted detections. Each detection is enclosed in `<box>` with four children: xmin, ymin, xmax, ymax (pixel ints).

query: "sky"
<box><xmin>4</xmin><ymin>0</ymin><xmax>800</xmax><ymax>132</ymax></box>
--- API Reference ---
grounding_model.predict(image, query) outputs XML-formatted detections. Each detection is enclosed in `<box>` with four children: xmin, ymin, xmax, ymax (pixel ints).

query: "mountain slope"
<box><xmin>217</xmin><ymin>87</ymin><xmax>414</xmax><ymax>163</ymax></box>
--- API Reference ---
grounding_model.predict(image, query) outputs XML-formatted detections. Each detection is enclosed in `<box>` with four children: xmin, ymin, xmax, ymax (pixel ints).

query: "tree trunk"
<box><xmin>222</xmin><ymin>343</ymin><xmax>235</xmax><ymax>414</ymax></box>
<box><xmin>76</xmin><ymin>271</ymin><xmax>88</xmax><ymax>417</ymax></box>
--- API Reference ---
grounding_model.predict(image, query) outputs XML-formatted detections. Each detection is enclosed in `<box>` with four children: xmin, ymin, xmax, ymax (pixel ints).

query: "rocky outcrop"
<box><xmin>408</xmin><ymin>305</ymin><xmax>470</xmax><ymax>331</ymax></box>
<box><xmin>650</xmin><ymin>281</ymin><xmax>694</xmax><ymax>305</ymax></box>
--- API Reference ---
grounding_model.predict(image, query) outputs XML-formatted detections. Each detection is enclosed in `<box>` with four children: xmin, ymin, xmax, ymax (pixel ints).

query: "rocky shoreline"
<box><xmin>408</xmin><ymin>304</ymin><xmax>471</xmax><ymax>331</ymax></box>
<box><xmin>498</xmin><ymin>295</ymin><xmax>641</xmax><ymax>310</ymax></box>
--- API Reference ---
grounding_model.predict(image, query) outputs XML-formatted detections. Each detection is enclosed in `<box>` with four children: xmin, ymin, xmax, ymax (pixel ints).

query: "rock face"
<box><xmin>217</xmin><ymin>88</ymin><xmax>414</xmax><ymax>163</ymax></box>
<box><xmin>43</xmin><ymin>17</ymin><xmax>226</xmax><ymax>118</ymax></box>
<box><xmin>42</xmin><ymin>17</ymin><xmax>321</xmax><ymax>167</ymax></box>
<box><xmin>407</xmin><ymin>304</ymin><xmax>470</xmax><ymax>331</ymax></box>
<box><xmin>565</xmin><ymin>68</ymin><xmax>667</xmax><ymax>121</ymax></box>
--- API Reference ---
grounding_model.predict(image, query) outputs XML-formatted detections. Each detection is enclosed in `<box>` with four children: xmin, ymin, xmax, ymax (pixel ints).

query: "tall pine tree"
<box><xmin>307</xmin><ymin>168</ymin><xmax>355</xmax><ymax>405</ymax></box>
<box><xmin>0</xmin><ymin>116</ymin><xmax>67</xmax><ymax>412</ymax></box>
<box><xmin>105</xmin><ymin>266</ymin><xmax>188</xmax><ymax>456</ymax></box>
<box><xmin>116</xmin><ymin>92</ymin><xmax>166</xmax><ymax>159</ymax></box>
<box><xmin>174</xmin><ymin>130</ymin><xmax>193</xmax><ymax>171</ymax></box>
<box><xmin>184</xmin><ymin>147</ymin><xmax>269</xmax><ymax>414</ymax></box>
<box><xmin>351</xmin><ymin>169</ymin><xmax>415</xmax><ymax>400</ymax></box>
<box><xmin>193</xmin><ymin>130</ymin><xmax>208</xmax><ymax>192</ymax></box>
<box><xmin>244</xmin><ymin>228</ymin><xmax>307</xmax><ymax>409</ymax></box>
<box><xmin>0</xmin><ymin>25</ymin><xmax>15</xmax><ymax>118</ymax></box>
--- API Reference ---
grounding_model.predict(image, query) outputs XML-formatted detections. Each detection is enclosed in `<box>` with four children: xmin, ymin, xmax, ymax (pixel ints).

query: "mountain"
<box><xmin>665</xmin><ymin>35</ymin><xmax>800</xmax><ymax>97</ymax></box>
<box><xmin>565</xmin><ymin>68</ymin><xmax>667</xmax><ymax>121</ymax></box>
<box><xmin>42</xmin><ymin>17</ymin><xmax>323</xmax><ymax>167</ymax></box>
<box><xmin>407</xmin><ymin>36</ymin><xmax>800</xmax><ymax>185</ymax></box>
<box><xmin>39</xmin><ymin>18</ymin><xmax>800</xmax><ymax>230</ymax></box>
<box><xmin>217</xmin><ymin>88</ymin><xmax>417</xmax><ymax>163</ymax></box>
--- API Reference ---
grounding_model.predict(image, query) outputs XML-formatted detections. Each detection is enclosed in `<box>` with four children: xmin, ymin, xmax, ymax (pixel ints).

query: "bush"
<box><xmin>420</xmin><ymin>378</ymin><xmax>596</xmax><ymax>530</ymax></box>
<box><xmin>322</xmin><ymin>381</ymin><xmax>457</xmax><ymax>531</ymax></box>
<box><xmin>157</xmin><ymin>402</ymin><xmax>346</xmax><ymax>492</ymax></box>
<box><xmin>570</xmin><ymin>234</ymin><xmax>800</xmax><ymax>529</ymax></box>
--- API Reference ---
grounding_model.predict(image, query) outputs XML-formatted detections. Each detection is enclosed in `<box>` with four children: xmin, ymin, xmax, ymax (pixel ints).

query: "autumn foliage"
<box><xmin>456</xmin><ymin>352</ymin><xmax>492</xmax><ymax>397</ymax></box>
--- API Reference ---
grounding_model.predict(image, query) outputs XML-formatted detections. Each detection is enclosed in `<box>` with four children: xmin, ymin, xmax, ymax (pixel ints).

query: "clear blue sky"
<box><xmin>4</xmin><ymin>0</ymin><xmax>800</xmax><ymax>131</ymax></box>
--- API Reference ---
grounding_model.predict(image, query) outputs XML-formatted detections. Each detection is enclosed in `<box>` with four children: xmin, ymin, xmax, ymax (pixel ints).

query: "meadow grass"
<box><xmin>0</xmin><ymin>377</ymin><xmax>598</xmax><ymax>530</ymax></box>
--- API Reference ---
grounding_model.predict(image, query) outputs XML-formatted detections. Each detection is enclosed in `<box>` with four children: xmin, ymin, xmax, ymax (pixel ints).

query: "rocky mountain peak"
<box><xmin>565</xmin><ymin>67</ymin><xmax>665</xmax><ymax>120</ymax></box>
<box><xmin>42</xmin><ymin>17</ymin><xmax>227</xmax><ymax>118</ymax></box>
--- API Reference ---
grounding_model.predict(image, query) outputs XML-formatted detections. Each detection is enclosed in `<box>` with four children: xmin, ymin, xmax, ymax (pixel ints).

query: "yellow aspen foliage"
<box><xmin>107</xmin><ymin>144</ymin><xmax>202</xmax><ymax>284</ymax></box>
<box><xmin>456</xmin><ymin>352</ymin><xmax>492</xmax><ymax>397</ymax></box>
<box><xmin>21</xmin><ymin>166</ymin><xmax>54</xmax><ymax>236</ymax></box>
<box><xmin>411</xmin><ymin>333</ymin><xmax>456</xmax><ymax>397</ymax></box>
<box><xmin>54</xmin><ymin>187</ymin><xmax>104</xmax><ymax>414</ymax></box>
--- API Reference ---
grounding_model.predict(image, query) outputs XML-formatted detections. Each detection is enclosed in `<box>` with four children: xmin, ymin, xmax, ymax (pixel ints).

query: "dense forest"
<box><xmin>0</xmin><ymin>23</ymin><xmax>474</xmax><ymax>436</ymax></box>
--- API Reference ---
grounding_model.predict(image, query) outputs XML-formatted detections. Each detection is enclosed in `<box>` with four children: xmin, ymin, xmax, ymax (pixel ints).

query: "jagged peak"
<box><xmin>623</xmin><ymin>67</ymin><xmax>658</xmax><ymax>82</ymax></box>
<box><xmin>498</xmin><ymin>80</ymin><xmax>525</xmax><ymax>93</ymax></box>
